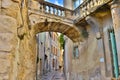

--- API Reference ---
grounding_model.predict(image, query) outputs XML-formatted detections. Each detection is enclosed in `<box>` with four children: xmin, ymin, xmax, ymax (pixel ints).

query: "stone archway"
<box><xmin>4</xmin><ymin>0</ymin><xmax>82</xmax><ymax>79</ymax></box>
<box><xmin>10</xmin><ymin>20</ymin><xmax>81</xmax><ymax>80</ymax></box>
<box><xmin>33</xmin><ymin>22</ymin><xmax>81</xmax><ymax>42</ymax></box>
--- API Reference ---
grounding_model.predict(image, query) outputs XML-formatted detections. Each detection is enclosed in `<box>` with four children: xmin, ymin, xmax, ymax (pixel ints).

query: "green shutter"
<box><xmin>110</xmin><ymin>30</ymin><xmax>119</xmax><ymax>78</ymax></box>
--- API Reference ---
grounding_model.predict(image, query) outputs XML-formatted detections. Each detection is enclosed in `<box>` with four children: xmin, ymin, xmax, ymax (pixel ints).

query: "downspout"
<box><xmin>110</xmin><ymin>30</ymin><xmax>119</xmax><ymax>78</ymax></box>
<box><xmin>36</xmin><ymin>34</ymin><xmax>39</xmax><ymax>80</ymax></box>
<box><xmin>0</xmin><ymin>0</ymin><xmax>2</xmax><ymax>13</ymax></box>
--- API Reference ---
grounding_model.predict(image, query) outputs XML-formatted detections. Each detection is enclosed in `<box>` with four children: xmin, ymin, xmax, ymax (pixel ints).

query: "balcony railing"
<box><xmin>29</xmin><ymin>0</ymin><xmax>112</xmax><ymax>23</ymax></box>
<box><xmin>29</xmin><ymin>0</ymin><xmax>73</xmax><ymax>19</ymax></box>
<box><xmin>73</xmin><ymin>0</ymin><xmax>112</xmax><ymax>20</ymax></box>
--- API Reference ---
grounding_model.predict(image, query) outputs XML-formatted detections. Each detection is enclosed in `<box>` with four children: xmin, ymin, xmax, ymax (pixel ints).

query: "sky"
<box><xmin>45</xmin><ymin>0</ymin><xmax>63</xmax><ymax>6</ymax></box>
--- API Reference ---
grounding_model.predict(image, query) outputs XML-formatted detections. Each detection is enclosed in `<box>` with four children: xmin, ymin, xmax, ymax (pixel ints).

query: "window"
<box><xmin>73</xmin><ymin>0</ymin><xmax>83</xmax><ymax>9</ymax></box>
<box><xmin>73</xmin><ymin>46</ymin><xmax>79</xmax><ymax>58</ymax></box>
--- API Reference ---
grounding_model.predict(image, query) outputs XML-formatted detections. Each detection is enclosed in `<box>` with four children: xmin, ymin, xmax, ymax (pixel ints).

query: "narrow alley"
<box><xmin>1</xmin><ymin>0</ymin><xmax>120</xmax><ymax>80</ymax></box>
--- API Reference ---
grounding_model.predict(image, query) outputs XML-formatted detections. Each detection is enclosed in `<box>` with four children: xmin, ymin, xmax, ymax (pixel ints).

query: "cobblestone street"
<box><xmin>40</xmin><ymin>71</ymin><xmax>65</xmax><ymax>80</ymax></box>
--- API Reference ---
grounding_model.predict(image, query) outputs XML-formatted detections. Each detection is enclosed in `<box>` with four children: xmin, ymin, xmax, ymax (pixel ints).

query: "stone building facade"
<box><xmin>0</xmin><ymin>0</ymin><xmax>120</xmax><ymax>80</ymax></box>
<box><xmin>63</xmin><ymin>0</ymin><xmax>120</xmax><ymax>80</ymax></box>
<box><xmin>36</xmin><ymin>32</ymin><xmax>61</xmax><ymax>79</ymax></box>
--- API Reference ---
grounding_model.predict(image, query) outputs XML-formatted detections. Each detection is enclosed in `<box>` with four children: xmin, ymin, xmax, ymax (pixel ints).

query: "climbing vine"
<box><xmin>59</xmin><ymin>34</ymin><xmax>65</xmax><ymax>49</ymax></box>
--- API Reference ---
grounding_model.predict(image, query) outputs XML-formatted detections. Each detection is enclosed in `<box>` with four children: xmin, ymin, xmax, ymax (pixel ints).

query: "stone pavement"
<box><xmin>39</xmin><ymin>71</ymin><xmax>65</xmax><ymax>80</ymax></box>
<box><xmin>39</xmin><ymin>71</ymin><xmax>55</xmax><ymax>80</ymax></box>
<box><xmin>52</xmin><ymin>71</ymin><xmax>65</xmax><ymax>80</ymax></box>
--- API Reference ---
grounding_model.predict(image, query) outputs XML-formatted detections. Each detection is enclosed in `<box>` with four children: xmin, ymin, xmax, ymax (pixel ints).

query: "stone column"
<box><xmin>64</xmin><ymin>0</ymin><xmax>73</xmax><ymax>19</ymax></box>
<box><xmin>111</xmin><ymin>1</ymin><xmax>120</xmax><ymax>66</ymax></box>
<box><xmin>64</xmin><ymin>0</ymin><xmax>73</xmax><ymax>10</ymax></box>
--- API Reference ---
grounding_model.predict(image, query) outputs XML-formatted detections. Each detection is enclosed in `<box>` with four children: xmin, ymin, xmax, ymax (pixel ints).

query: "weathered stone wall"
<box><xmin>64</xmin><ymin>37</ymin><xmax>73</xmax><ymax>80</ymax></box>
<box><xmin>70</xmin><ymin>12</ymin><xmax>113</xmax><ymax>80</ymax></box>
<box><xmin>102</xmin><ymin>13</ymin><xmax>113</xmax><ymax>78</ymax></box>
<box><xmin>0</xmin><ymin>0</ymin><xmax>115</xmax><ymax>80</ymax></box>
<box><xmin>71</xmin><ymin>25</ymin><xmax>101</xmax><ymax>80</ymax></box>
<box><xmin>0</xmin><ymin>0</ymin><xmax>18</xmax><ymax>79</ymax></box>
<box><xmin>0</xmin><ymin>0</ymin><xmax>37</xmax><ymax>80</ymax></box>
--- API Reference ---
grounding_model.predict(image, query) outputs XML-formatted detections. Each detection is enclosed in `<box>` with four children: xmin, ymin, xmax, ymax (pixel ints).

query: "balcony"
<box><xmin>29</xmin><ymin>0</ymin><xmax>73</xmax><ymax>21</ymax></box>
<box><xmin>73</xmin><ymin>0</ymin><xmax>112</xmax><ymax>23</ymax></box>
<box><xmin>29</xmin><ymin>0</ymin><xmax>112</xmax><ymax>24</ymax></box>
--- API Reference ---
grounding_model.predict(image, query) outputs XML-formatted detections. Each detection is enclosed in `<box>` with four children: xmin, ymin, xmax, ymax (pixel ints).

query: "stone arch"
<box><xmin>32</xmin><ymin>22</ymin><xmax>81</xmax><ymax>42</ymax></box>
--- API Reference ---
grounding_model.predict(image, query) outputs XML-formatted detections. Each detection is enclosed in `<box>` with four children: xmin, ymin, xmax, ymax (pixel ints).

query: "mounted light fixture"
<box><xmin>81</xmin><ymin>27</ymin><xmax>89</xmax><ymax>38</ymax></box>
<box><xmin>96</xmin><ymin>32</ymin><xmax>101</xmax><ymax>40</ymax></box>
<box><xmin>44</xmin><ymin>18</ymin><xmax>48</xmax><ymax>26</ymax></box>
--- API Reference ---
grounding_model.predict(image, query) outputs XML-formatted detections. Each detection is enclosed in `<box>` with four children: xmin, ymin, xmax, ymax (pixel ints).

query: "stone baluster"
<box><xmin>74</xmin><ymin>9</ymin><xmax>76</xmax><ymax>16</ymax></box>
<box><xmin>92</xmin><ymin>0</ymin><xmax>95</xmax><ymax>6</ymax></box>
<box><xmin>77</xmin><ymin>6</ymin><xmax>80</xmax><ymax>16</ymax></box>
<box><xmin>61</xmin><ymin>10</ymin><xmax>63</xmax><ymax>16</ymax></box>
<box><xmin>82</xmin><ymin>5</ymin><xmax>84</xmax><ymax>17</ymax></box>
<box><xmin>84</xmin><ymin>4</ymin><xmax>86</xmax><ymax>17</ymax></box>
<box><xmin>50</xmin><ymin>6</ymin><xmax>52</xmax><ymax>14</ymax></box>
<box><xmin>39</xmin><ymin>3</ymin><xmax>43</xmax><ymax>12</ymax></box>
<box><xmin>45</xmin><ymin>6</ymin><xmax>48</xmax><ymax>13</ymax></box>
<box><xmin>78</xmin><ymin>8</ymin><xmax>81</xmax><ymax>16</ymax></box>
<box><xmin>84</xmin><ymin>4</ymin><xmax>87</xmax><ymax>17</ymax></box>
<box><xmin>87</xmin><ymin>2</ymin><xmax>90</xmax><ymax>10</ymax></box>
<box><xmin>60</xmin><ymin>10</ymin><xmax>62</xmax><ymax>16</ymax></box>
<box><xmin>90</xmin><ymin>0</ymin><xmax>93</xmax><ymax>8</ymax></box>
<box><xmin>81</xmin><ymin>5</ymin><xmax>84</xmax><ymax>17</ymax></box>
<box><xmin>43</xmin><ymin>4</ymin><xmax>46</xmax><ymax>13</ymax></box>
<box><xmin>53</xmin><ymin>8</ymin><xmax>55</xmax><ymax>15</ymax></box>
<box><xmin>98</xmin><ymin>0</ymin><xmax>101</xmax><ymax>5</ymax></box>
<box><xmin>48</xmin><ymin>6</ymin><xmax>51</xmax><ymax>14</ymax></box>
<box><xmin>82</xmin><ymin>5</ymin><xmax>85</xmax><ymax>16</ymax></box>
<box><xmin>77</xmin><ymin>8</ymin><xmax>79</xmax><ymax>16</ymax></box>
<box><xmin>96</xmin><ymin>0</ymin><xmax>99</xmax><ymax>5</ymax></box>
<box><xmin>99</xmin><ymin>0</ymin><xmax>102</xmax><ymax>4</ymax></box>
<box><xmin>41</xmin><ymin>3</ymin><xmax>44</xmax><ymax>13</ymax></box>
<box><xmin>56</xmin><ymin>9</ymin><xmax>59</xmax><ymax>16</ymax></box>
<box><xmin>102</xmin><ymin>0</ymin><xmax>104</xmax><ymax>4</ymax></box>
<box><xmin>55</xmin><ymin>8</ymin><xmax>57</xmax><ymax>15</ymax></box>
<box><xmin>86</xmin><ymin>3</ymin><xmax>89</xmax><ymax>15</ymax></box>
<box><xmin>77</xmin><ymin>9</ymin><xmax>79</xmax><ymax>16</ymax></box>
<box><xmin>93</xmin><ymin>0</ymin><xmax>97</xmax><ymax>6</ymax></box>
<box><xmin>62</xmin><ymin>10</ymin><xmax>65</xmax><ymax>17</ymax></box>
<box><xmin>58</xmin><ymin>9</ymin><xmax>60</xmax><ymax>16</ymax></box>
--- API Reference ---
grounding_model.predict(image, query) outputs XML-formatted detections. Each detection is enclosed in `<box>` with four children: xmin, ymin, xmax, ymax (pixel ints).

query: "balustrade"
<box><xmin>32</xmin><ymin>1</ymin><xmax>73</xmax><ymax>19</ymax></box>
<box><xmin>73</xmin><ymin>0</ymin><xmax>112</xmax><ymax>19</ymax></box>
<box><xmin>29</xmin><ymin>0</ymin><xmax>112</xmax><ymax>21</ymax></box>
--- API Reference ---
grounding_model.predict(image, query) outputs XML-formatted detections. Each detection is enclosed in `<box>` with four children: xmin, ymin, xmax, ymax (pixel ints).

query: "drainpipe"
<box><xmin>36</xmin><ymin>34</ymin><xmax>39</xmax><ymax>80</ymax></box>
<box><xmin>0</xmin><ymin>0</ymin><xmax>1</xmax><ymax>7</ymax></box>
<box><xmin>110</xmin><ymin>30</ymin><xmax>119</xmax><ymax>78</ymax></box>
